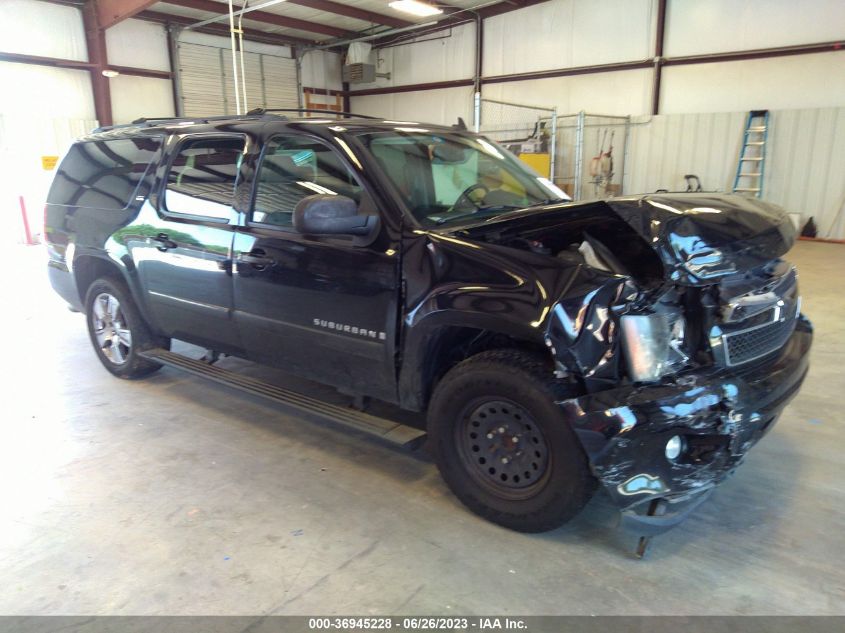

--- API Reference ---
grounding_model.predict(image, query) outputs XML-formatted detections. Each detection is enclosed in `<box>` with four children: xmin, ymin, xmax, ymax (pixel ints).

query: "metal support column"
<box><xmin>295</xmin><ymin>50</ymin><xmax>304</xmax><ymax>109</ymax></box>
<box><xmin>82</xmin><ymin>2</ymin><xmax>113</xmax><ymax>127</ymax></box>
<box><xmin>573</xmin><ymin>110</ymin><xmax>585</xmax><ymax>200</ymax></box>
<box><xmin>549</xmin><ymin>107</ymin><xmax>558</xmax><ymax>184</ymax></box>
<box><xmin>651</xmin><ymin>0</ymin><xmax>667</xmax><ymax>115</ymax></box>
<box><xmin>167</xmin><ymin>25</ymin><xmax>185</xmax><ymax>116</ymax></box>
<box><xmin>473</xmin><ymin>92</ymin><xmax>481</xmax><ymax>132</ymax></box>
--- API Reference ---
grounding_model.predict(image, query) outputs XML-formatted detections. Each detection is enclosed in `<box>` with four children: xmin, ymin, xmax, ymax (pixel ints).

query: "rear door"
<box><xmin>231</xmin><ymin>132</ymin><xmax>400</xmax><ymax>401</ymax></box>
<box><xmin>131</xmin><ymin>134</ymin><xmax>247</xmax><ymax>352</ymax></box>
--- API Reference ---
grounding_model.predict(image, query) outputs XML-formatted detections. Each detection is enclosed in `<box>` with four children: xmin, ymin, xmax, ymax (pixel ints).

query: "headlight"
<box><xmin>620</xmin><ymin>311</ymin><xmax>687</xmax><ymax>382</ymax></box>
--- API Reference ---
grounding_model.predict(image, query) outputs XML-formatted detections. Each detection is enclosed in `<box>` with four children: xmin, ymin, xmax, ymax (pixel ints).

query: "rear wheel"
<box><xmin>428</xmin><ymin>349</ymin><xmax>595</xmax><ymax>532</ymax></box>
<box><xmin>85</xmin><ymin>278</ymin><xmax>166</xmax><ymax>379</ymax></box>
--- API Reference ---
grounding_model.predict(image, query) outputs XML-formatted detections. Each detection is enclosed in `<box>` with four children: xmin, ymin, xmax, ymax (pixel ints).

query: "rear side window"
<box><xmin>164</xmin><ymin>137</ymin><xmax>245</xmax><ymax>220</ymax></box>
<box><xmin>47</xmin><ymin>137</ymin><xmax>162</xmax><ymax>210</ymax></box>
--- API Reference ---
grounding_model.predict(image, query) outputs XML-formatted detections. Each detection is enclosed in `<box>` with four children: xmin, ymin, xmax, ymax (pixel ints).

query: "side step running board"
<box><xmin>139</xmin><ymin>348</ymin><xmax>427</xmax><ymax>450</ymax></box>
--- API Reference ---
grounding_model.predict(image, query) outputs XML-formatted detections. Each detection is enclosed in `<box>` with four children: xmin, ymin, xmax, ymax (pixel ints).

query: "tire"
<box><xmin>428</xmin><ymin>349</ymin><xmax>595</xmax><ymax>532</ymax></box>
<box><xmin>84</xmin><ymin>277</ymin><xmax>167</xmax><ymax>379</ymax></box>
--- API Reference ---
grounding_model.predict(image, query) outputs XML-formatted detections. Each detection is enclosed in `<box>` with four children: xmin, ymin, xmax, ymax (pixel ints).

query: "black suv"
<box><xmin>45</xmin><ymin>110</ymin><xmax>812</xmax><ymax>546</ymax></box>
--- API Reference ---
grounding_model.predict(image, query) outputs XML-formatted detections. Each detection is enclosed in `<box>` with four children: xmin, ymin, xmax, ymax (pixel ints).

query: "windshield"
<box><xmin>355</xmin><ymin>130</ymin><xmax>568</xmax><ymax>228</ymax></box>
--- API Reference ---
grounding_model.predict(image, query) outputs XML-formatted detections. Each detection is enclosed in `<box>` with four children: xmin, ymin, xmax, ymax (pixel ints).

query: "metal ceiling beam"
<box><xmin>160</xmin><ymin>0</ymin><xmax>356</xmax><ymax>38</ymax></box>
<box><xmin>95</xmin><ymin>0</ymin><xmax>159</xmax><ymax>29</ymax></box>
<box><xmin>286</xmin><ymin>0</ymin><xmax>413</xmax><ymax>28</ymax></box>
<box><xmin>137</xmin><ymin>9</ymin><xmax>315</xmax><ymax>47</ymax></box>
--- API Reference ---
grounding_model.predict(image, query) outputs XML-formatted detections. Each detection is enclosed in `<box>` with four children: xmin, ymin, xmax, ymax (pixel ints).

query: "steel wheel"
<box><xmin>91</xmin><ymin>292</ymin><xmax>132</xmax><ymax>365</ymax></box>
<box><xmin>456</xmin><ymin>398</ymin><xmax>552</xmax><ymax>500</ymax></box>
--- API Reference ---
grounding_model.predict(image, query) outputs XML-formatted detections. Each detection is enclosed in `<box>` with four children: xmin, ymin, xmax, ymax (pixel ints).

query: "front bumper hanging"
<box><xmin>558</xmin><ymin>317</ymin><xmax>812</xmax><ymax>534</ymax></box>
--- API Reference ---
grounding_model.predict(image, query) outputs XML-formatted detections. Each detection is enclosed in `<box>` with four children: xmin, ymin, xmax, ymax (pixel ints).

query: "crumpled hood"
<box><xmin>459</xmin><ymin>193</ymin><xmax>796</xmax><ymax>285</ymax></box>
<box><xmin>607</xmin><ymin>194</ymin><xmax>796</xmax><ymax>284</ymax></box>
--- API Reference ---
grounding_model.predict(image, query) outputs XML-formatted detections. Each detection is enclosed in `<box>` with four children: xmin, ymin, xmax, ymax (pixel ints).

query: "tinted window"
<box><xmin>47</xmin><ymin>137</ymin><xmax>162</xmax><ymax>210</ymax></box>
<box><xmin>165</xmin><ymin>137</ymin><xmax>245</xmax><ymax>220</ymax></box>
<box><xmin>252</xmin><ymin>136</ymin><xmax>362</xmax><ymax>227</ymax></box>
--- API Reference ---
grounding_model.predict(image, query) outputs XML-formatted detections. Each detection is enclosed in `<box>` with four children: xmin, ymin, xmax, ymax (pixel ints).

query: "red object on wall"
<box><xmin>19</xmin><ymin>196</ymin><xmax>35</xmax><ymax>246</ymax></box>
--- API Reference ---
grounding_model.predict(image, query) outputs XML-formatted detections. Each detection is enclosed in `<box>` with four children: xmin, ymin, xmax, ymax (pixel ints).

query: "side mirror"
<box><xmin>293</xmin><ymin>195</ymin><xmax>379</xmax><ymax>239</ymax></box>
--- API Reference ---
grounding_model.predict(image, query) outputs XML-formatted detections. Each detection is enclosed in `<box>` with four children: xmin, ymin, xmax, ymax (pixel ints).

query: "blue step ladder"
<box><xmin>733</xmin><ymin>109</ymin><xmax>769</xmax><ymax>198</ymax></box>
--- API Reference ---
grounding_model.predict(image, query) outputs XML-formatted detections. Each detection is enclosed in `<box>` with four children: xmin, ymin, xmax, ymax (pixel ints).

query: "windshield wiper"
<box><xmin>434</xmin><ymin>205</ymin><xmax>522</xmax><ymax>225</ymax></box>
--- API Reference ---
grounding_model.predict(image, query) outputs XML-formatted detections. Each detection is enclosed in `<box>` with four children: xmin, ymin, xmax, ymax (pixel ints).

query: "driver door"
<box><xmin>232</xmin><ymin>133</ymin><xmax>400</xmax><ymax>402</ymax></box>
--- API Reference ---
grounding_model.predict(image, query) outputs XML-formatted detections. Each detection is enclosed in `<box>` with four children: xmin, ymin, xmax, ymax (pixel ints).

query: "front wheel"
<box><xmin>85</xmin><ymin>278</ymin><xmax>166</xmax><ymax>379</ymax></box>
<box><xmin>428</xmin><ymin>349</ymin><xmax>595</xmax><ymax>532</ymax></box>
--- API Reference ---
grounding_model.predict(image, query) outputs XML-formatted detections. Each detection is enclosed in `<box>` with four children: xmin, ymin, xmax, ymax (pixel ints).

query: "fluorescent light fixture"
<box><xmin>101</xmin><ymin>69</ymin><xmax>120</xmax><ymax>78</ymax></box>
<box><xmin>389</xmin><ymin>1</ymin><xmax>443</xmax><ymax>17</ymax></box>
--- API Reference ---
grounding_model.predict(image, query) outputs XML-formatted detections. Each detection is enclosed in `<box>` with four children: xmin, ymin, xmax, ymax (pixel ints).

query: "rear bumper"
<box><xmin>559</xmin><ymin>316</ymin><xmax>812</xmax><ymax>533</ymax></box>
<box><xmin>48</xmin><ymin>260</ymin><xmax>83</xmax><ymax>311</ymax></box>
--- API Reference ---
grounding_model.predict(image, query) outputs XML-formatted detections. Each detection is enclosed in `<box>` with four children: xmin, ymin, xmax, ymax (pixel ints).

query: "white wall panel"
<box><xmin>623</xmin><ymin>108</ymin><xmax>845</xmax><ymax>238</ymax></box>
<box><xmin>483</xmin><ymin>69</ymin><xmax>652</xmax><ymax>118</ymax></box>
<box><xmin>350</xmin><ymin>87</ymin><xmax>474</xmax><ymax>126</ymax></box>
<box><xmin>624</xmin><ymin>111</ymin><xmax>744</xmax><ymax>195</ymax></box>
<box><xmin>301</xmin><ymin>50</ymin><xmax>342</xmax><ymax>91</ymax></box>
<box><xmin>660</xmin><ymin>53</ymin><xmax>845</xmax><ymax>114</ymax></box>
<box><xmin>665</xmin><ymin>0</ymin><xmax>845</xmax><ymax>57</ymax></box>
<box><xmin>105</xmin><ymin>19</ymin><xmax>170</xmax><ymax>72</ymax></box>
<box><xmin>0</xmin><ymin>0</ymin><xmax>87</xmax><ymax>61</ymax></box>
<box><xmin>483</xmin><ymin>0</ymin><xmax>654</xmax><ymax>76</ymax></box>
<box><xmin>110</xmin><ymin>75</ymin><xmax>174</xmax><ymax>124</ymax></box>
<box><xmin>350</xmin><ymin>68</ymin><xmax>651</xmax><ymax>126</ymax></box>
<box><xmin>767</xmin><ymin>108</ymin><xmax>845</xmax><ymax>238</ymax></box>
<box><xmin>366</xmin><ymin>22</ymin><xmax>476</xmax><ymax>89</ymax></box>
<box><xmin>0</xmin><ymin>62</ymin><xmax>94</xmax><ymax>119</ymax></box>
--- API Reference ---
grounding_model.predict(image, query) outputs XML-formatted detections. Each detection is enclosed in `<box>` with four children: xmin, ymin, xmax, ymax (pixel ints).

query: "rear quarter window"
<box><xmin>47</xmin><ymin>137</ymin><xmax>162</xmax><ymax>210</ymax></box>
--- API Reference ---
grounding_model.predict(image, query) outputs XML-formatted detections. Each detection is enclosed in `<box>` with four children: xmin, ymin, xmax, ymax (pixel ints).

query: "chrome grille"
<box><xmin>711</xmin><ymin>263</ymin><xmax>800</xmax><ymax>368</ymax></box>
<box><xmin>723</xmin><ymin>315</ymin><xmax>796</xmax><ymax>366</ymax></box>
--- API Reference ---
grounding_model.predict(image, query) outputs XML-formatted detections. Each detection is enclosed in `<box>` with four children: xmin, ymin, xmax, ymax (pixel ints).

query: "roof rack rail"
<box><xmin>246</xmin><ymin>107</ymin><xmax>381</xmax><ymax>120</ymax></box>
<box><xmin>93</xmin><ymin>109</ymin><xmax>379</xmax><ymax>134</ymax></box>
<box><xmin>130</xmin><ymin>114</ymin><xmax>267</xmax><ymax>125</ymax></box>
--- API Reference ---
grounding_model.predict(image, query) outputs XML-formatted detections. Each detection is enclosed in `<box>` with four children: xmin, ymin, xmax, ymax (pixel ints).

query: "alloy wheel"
<box><xmin>92</xmin><ymin>292</ymin><xmax>132</xmax><ymax>365</ymax></box>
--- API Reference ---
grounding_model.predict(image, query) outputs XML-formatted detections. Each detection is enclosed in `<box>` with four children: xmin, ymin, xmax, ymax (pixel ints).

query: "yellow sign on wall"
<box><xmin>41</xmin><ymin>156</ymin><xmax>59</xmax><ymax>171</ymax></box>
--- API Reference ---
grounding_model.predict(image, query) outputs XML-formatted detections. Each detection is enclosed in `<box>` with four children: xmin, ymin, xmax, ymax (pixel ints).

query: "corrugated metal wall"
<box><xmin>351</xmin><ymin>0</ymin><xmax>845</xmax><ymax>120</ymax></box>
<box><xmin>623</xmin><ymin>108</ymin><xmax>845</xmax><ymax>238</ymax></box>
<box><xmin>178</xmin><ymin>41</ymin><xmax>298</xmax><ymax>117</ymax></box>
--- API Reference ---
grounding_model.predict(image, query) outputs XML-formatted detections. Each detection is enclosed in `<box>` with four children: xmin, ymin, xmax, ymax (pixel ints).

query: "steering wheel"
<box><xmin>447</xmin><ymin>183</ymin><xmax>489</xmax><ymax>214</ymax></box>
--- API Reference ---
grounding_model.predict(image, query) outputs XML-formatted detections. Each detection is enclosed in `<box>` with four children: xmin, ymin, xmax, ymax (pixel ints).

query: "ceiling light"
<box><xmin>101</xmin><ymin>69</ymin><xmax>120</xmax><ymax>78</ymax></box>
<box><xmin>389</xmin><ymin>1</ymin><xmax>443</xmax><ymax>17</ymax></box>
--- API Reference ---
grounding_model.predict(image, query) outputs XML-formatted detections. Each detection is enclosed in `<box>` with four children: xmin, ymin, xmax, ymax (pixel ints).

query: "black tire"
<box><xmin>84</xmin><ymin>277</ymin><xmax>167</xmax><ymax>379</ymax></box>
<box><xmin>428</xmin><ymin>349</ymin><xmax>595</xmax><ymax>532</ymax></box>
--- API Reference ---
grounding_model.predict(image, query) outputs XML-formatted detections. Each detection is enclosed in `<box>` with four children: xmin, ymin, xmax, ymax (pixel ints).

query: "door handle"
<box><xmin>238</xmin><ymin>249</ymin><xmax>275</xmax><ymax>267</ymax></box>
<box><xmin>150</xmin><ymin>233</ymin><xmax>178</xmax><ymax>251</ymax></box>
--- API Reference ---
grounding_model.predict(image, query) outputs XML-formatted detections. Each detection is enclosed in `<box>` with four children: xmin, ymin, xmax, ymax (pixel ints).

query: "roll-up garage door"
<box><xmin>177</xmin><ymin>41</ymin><xmax>298</xmax><ymax>117</ymax></box>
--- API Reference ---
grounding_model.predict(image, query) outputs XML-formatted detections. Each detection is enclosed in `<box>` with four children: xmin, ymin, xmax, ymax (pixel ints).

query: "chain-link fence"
<box><xmin>477</xmin><ymin>98</ymin><xmax>557</xmax><ymax>182</ymax></box>
<box><xmin>476</xmin><ymin>99</ymin><xmax>630</xmax><ymax>200</ymax></box>
<box><xmin>576</xmin><ymin>113</ymin><xmax>630</xmax><ymax>200</ymax></box>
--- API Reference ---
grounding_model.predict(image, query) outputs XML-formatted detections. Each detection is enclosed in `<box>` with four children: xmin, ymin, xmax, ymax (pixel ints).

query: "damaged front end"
<box><xmin>558</xmin><ymin>314</ymin><xmax>811</xmax><ymax>534</ymax></box>
<box><xmin>519</xmin><ymin>194</ymin><xmax>813</xmax><ymax>535</ymax></box>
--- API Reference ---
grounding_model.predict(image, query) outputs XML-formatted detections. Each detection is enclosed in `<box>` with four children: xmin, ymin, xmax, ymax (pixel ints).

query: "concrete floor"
<box><xmin>0</xmin><ymin>240</ymin><xmax>843</xmax><ymax>616</ymax></box>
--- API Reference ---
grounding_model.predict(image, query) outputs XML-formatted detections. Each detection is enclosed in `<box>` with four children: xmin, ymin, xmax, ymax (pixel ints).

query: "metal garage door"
<box><xmin>177</xmin><ymin>41</ymin><xmax>299</xmax><ymax>117</ymax></box>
